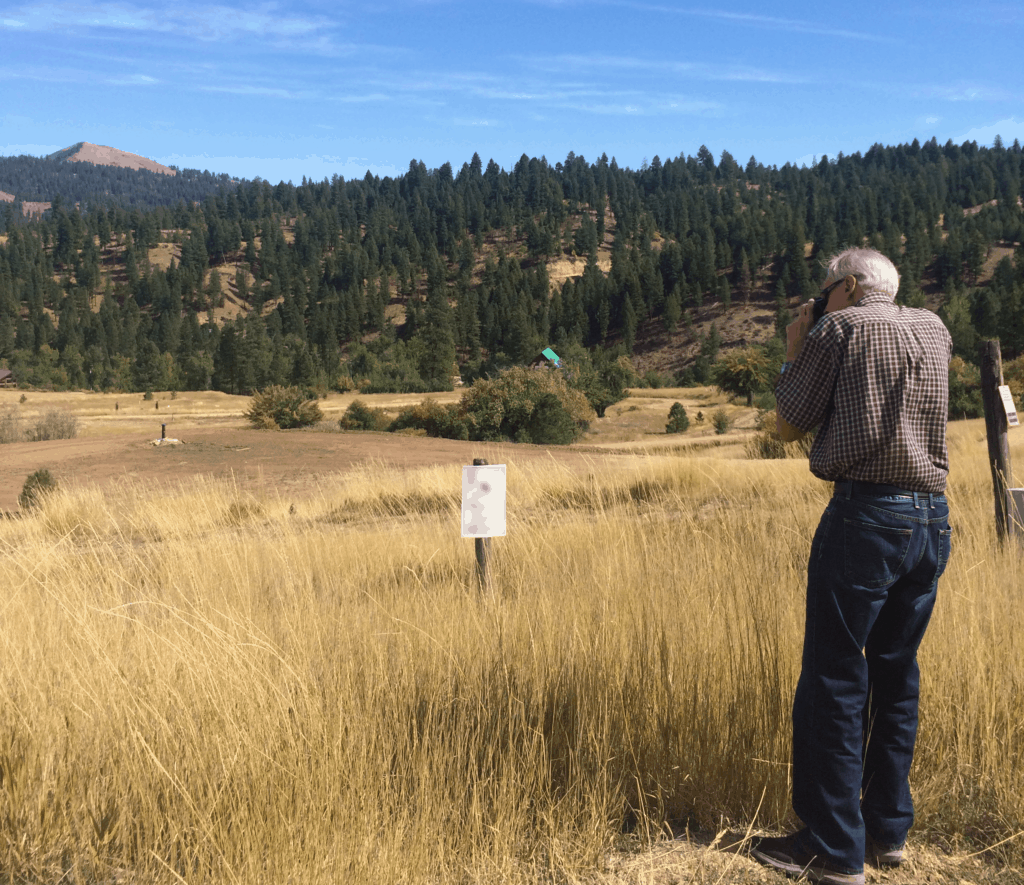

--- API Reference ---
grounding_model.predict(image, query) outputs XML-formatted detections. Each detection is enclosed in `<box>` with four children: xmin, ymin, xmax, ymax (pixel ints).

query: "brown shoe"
<box><xmin>751</xmin><ymin>831</ymin><xmax>865</xmax><ymax>885</ymax></box>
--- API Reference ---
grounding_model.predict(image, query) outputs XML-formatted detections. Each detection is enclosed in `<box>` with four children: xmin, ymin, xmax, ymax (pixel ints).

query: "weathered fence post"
<box><xmin>473</xmin><ymin>458</ymin><xmax>492</xmax><ymax>592</ymax></box>
<box><xmin>979</xmin><ymin>340</ymin><xmax>1016</xmax><ymax>541</ymax></box>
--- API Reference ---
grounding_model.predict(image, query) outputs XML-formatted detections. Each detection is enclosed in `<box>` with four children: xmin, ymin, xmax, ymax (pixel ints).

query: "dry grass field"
<box><xmin>0</xmin><ymin>390</ymin><xmax>1023</xmax><ymax>883</ymax></box>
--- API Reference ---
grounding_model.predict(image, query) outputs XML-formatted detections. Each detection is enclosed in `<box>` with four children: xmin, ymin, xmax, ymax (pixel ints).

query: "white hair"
<box><xmin>823</xmin><ymin>248</ymin><xmax>900</xmax><ymax>300</ymax></box>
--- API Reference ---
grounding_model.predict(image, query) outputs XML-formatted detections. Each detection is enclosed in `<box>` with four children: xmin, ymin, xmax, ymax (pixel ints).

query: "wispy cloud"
<box><xmin>683</xmin><ymin>8</ymin><xmax>899</xmax><ymax>43</ymax></box>
<box><xmin>107</xmin><ymin>73</ymin><xmax>158</xmax><ymax>85</ymax></box>
<box><xmin>199</xmin><ymin>83</ymin><xmax>304</xmax><ymax>99</ymax></box>
<box><xmin>328</xmin><ymin>93</ymin><xmax>394</xmax><ymax>104</ymax></box>
<box><xmin>2</xmin><ymin>1</ymin><xmax>334</xmax><ymax>44</ymax></box>
<box><xmin>351</xmin><ymin>66</ymin><xmax>725</xmax><ymax>118</ymax></box>
<box><xmin>526</xmin><ymin>0</ymin><xmax>897</xmax><ymax>43</ymax></box>
<box><xmin>519</xmin><ymin>52</ymin><xmax>807</xmax><ymax>84</ymax></box>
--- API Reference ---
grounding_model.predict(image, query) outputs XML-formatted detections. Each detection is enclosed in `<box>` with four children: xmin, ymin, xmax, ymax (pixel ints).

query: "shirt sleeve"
<box><xmin>775</xmin><ymin>321</ymin><xmax>842</xmax><ymax>432</ymax></box>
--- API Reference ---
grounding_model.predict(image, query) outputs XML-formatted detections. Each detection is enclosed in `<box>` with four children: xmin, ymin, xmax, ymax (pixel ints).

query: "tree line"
<box><xmin>1</xmin><ymin>136</ymin><xmax>1023</xmax><ymax>416</ymax></box>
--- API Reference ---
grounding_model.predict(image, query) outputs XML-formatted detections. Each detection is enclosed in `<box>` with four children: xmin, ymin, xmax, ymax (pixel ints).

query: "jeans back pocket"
<box><xmin>843</xmin><ymin>518</ymin><xmax>914</xmax><ymax>589</ymax></box>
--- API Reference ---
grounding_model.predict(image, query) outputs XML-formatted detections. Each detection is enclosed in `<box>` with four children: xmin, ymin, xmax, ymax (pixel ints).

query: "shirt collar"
<box><xmin>855</xmin><ymin>291</ymin><xmax>896</xmax><ymax>307</ymax></box>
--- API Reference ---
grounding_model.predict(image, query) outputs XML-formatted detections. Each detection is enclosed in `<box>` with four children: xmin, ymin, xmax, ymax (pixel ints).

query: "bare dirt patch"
<box><xmin>0</xmin><ymin>389</ymin><xmax>611</xmax><ymax>512</ymax></box>
<box><xmin>61</xmin><ymin>142</ymin><xmax>176</xmax><ymax>176</ymax></box>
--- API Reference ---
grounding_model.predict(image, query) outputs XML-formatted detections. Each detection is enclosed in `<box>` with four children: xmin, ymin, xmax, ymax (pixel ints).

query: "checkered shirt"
<box><xmin>775</xmin><ymin>292</ymin><xmax>952</xmax><ymax>493</ymax></box>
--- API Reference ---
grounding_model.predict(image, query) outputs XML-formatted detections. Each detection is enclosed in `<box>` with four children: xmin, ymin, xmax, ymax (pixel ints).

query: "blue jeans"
<box><xmin>792</xmin><ymin>481</ymin><xmax>952</xmax><ymax>872</ymax></box>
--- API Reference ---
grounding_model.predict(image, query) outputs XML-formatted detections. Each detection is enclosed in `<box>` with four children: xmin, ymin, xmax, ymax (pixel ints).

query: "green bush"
<box><xmin>27</xmin><ymin>409</ymin><xmax>79</xmax><ymax>441</ymax></box>
<box><xmin>339</xmin><ymin>399</ymin><xmax>392</xmax><ymax>432</ymax></box>
<box><xmin>389</xmin><ymin>400</ymin><xmax>469</xmax><ymax>440</ymax></box>
<box><xmin>244</xmin><ymin>386</ymin><xmax>323</xmax><ymax>429</ymax></box>
<box><xmin>392</xmin><ymin>367</ymin><xmax>593</xmax><ymax>444</ymax></box>
<box><xmin>711</xmin><ymin>408</ymin><xmax>731</xmax><ymax>435</ymax></box>
<box><xmin>665</xmin><ymin>402</ymin><xmax>690</xmax><ymax>434</ymax></box>
<box><xmin>459</xmin><ymin>366</ymin><xmax>594</xmax><ymax>443</ymax></box>
<box><xmin>520</xmin><ymin>393</ymin><xmax>579</xmax><ymax>445</ymax></box>
<box><xmin>19</xmin><ymin>468</ymin><xmax>57</xmax><ymax>510</ymax></box>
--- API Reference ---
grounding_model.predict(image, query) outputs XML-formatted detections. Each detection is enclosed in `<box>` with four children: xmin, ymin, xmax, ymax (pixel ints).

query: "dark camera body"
<box><xmin>812</xmin><ymin>297</ymin><xmax>827</xmax><ymax>324</ymax></box>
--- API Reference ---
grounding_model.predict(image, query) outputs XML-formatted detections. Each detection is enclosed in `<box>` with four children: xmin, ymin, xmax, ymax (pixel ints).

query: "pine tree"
<box><xmin>415</xmin><ymin>278</ymin><xmax>457</xmax><ymax>389</ymax></box>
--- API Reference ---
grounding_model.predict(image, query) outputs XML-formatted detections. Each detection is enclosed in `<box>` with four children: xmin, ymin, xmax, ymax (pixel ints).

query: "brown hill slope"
<box><xmin>47</xmin><ymin>142</ymin><xmax>175</xmax><ymax>176</ymax></box>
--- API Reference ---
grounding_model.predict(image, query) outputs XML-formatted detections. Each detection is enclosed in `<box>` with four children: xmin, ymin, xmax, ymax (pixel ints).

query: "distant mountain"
<box><xmin>47</xmin><ymin>142</ymin><xmax>176</xmax><ymax>177</ymax></box>
<box><xmin>0</xmin><ymin>144</ymin><xmax>238</xmax><ymax>213</ymax></box>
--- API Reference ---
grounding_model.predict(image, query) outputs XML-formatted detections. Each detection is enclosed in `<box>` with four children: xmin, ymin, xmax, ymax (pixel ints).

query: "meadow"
<box><xmin>0</xmin><ymin>400</ymin><xmax>1022</xmax><ymax>884</ymax></box>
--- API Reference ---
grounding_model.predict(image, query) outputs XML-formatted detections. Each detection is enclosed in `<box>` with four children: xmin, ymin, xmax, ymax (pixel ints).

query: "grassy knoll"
<box><xmin>0</xmin><ymin>419</ymin><xmax>1021</xmax><ymax>883</ymax></box>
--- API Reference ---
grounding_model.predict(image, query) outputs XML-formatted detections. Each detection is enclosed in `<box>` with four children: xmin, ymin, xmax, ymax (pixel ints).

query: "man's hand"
<box><xmin>776</xmin><ymin>413</ymin><xmax>805</xmax><ymax>442</ymax></box>
<box><xmin>785</xmin><ymin>299</ymin><xmax>816</xmax><ymax>362</ymax></box>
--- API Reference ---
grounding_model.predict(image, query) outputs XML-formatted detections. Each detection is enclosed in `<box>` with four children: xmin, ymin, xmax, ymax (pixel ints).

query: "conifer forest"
<box><xmin>1</xmin><ymin>137</ymin><xmax>1023</xmax><ymax>416</ymax></box>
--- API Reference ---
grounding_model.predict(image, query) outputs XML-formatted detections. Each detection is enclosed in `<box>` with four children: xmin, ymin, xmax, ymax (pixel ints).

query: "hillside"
<box><xmin>0</xmin><ymin>138</ymin><xmax>1022</xmax><ymax>409</ymax></box>
<box><xmin>0</xmin><ymin>146</ymin><xmax>235</xmax><ymax>213</ymax></box>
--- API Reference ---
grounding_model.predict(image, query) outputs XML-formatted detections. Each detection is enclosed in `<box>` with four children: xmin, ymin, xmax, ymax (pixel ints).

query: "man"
<box><xmin>751</xmin><ymin>248</ymin><xmax>953</xmax><ymax>885</ymax></box>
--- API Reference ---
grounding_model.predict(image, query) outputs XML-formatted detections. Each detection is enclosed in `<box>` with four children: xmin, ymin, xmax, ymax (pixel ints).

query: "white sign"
<box><xmin>461</xmin><ymin>464</ymin><xmax>506</xmax><ymax>538</ymax></box>
<box><xmin>999</xmin><ymin>385</ymin><xmax>1019</xmax><ymax>427</ymax></box>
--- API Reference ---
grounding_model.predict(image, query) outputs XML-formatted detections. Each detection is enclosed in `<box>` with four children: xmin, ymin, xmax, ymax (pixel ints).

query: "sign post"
<box><xmin>462</xmin><ymin>459</ymin><xmax>506</xmax><ymax>592</ymax></box>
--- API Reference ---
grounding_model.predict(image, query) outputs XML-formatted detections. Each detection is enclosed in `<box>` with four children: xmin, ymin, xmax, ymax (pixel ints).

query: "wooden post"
<box><xmin>473</xmin><ymin>458</ymin><xmax>492</xmax><ymax>592</ymax></box>
<box><xmin>161</xmin><ymin>423</ymin><xmax>166</xmax><ymax>440</ymax></box>
<box><xmin>979</xmin><ymin>340</ymin><xmax>1015</xmax><ymax>541</ymax></box>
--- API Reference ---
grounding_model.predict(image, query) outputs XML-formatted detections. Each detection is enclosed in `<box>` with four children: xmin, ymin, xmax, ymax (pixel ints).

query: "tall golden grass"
<box><xmin>0</xmin><ymin>421</ymin><xmax>1022</xmax><ymax>883</ymax></box>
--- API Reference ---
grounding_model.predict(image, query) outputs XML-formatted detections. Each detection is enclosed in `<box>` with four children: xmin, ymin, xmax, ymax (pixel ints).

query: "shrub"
<box><xmin>0</xmin><ymin>407</ymin><xmax>22</xmax><ymax>444</ymax></box>
<box><xmin>339</xmin><ymin>399</ymin><xmax>392</xmax><ymax>432</ymax></box>
<box><xmin>711</xmin><ymin>408</ymin><xmax>731</xmax><ymax>435</ymax></box>
<box><xmin>459</xmin><ymin>366</ymin><xmax>594</xmax><ymax>443</ymax></box>
<box><xmin>389</xmin><ymin>400</ymin><xmax>469</xmax><ymax>439</ymax></box>
<box><xmin>27</xmin><ymin>409</ymin><xmax>78</xmax><ymax>441</ymax></box>
<box><xmin>392</xmin><ymin>367</ymin><xmax>593</xmax><ymax>444</ymax></box>
<box><xmin>520</xmin><ymin>393</ymin><xmax>579</xmax><ymax>445</ymax></box>
<box><xmin>244</xmin><ymin>386</ymin><xmax>323</xmax><ymax>429</ymax></box>
<box><xmin>665</xmin><ymin>402</ymin><xmax>690</xmax><ymax>434</ymax></box>
<box><xmin>19</xmin><ymin>468</ymin><xmax>57</xmax><ymax>510</ymax></box>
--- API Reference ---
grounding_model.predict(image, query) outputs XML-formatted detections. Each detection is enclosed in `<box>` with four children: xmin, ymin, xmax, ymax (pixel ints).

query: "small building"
<box><xmin>0</xmin><ymin>369</ymin><xmax>16</xmax><ymax>388</ymax></box>
<box><xmin>529</xmin><ymin>347</ymin><xmax>562</xmax><ymax>370</ymax></box>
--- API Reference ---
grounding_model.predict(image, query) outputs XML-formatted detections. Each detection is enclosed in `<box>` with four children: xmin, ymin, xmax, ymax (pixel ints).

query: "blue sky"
<box><xmin>2</xmin><ymin>1</ymin><xmax>1023</xmax><ymax>184</ymax></box>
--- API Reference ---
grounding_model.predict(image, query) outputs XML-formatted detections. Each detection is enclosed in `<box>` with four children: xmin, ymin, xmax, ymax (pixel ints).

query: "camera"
<box><xmin>812</xmin><ymin>296</ymin><xmax>827</xmax><ymax>325</ymax></box>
